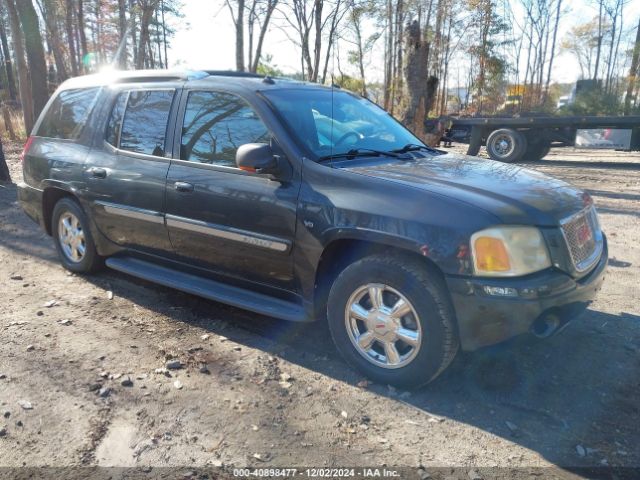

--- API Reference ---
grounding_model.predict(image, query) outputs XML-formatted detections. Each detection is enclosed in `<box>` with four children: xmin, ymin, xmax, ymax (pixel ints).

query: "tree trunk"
<box><xmin>5</xmin><ymin>0</ymin><xmax>34</xmax><ymax>134</ymax></box>
<box><xmin>117</xmin><ymin>0</ymin><xmax>127</xmax><ymax>67</ymax></box>
<box><xmin>65</xmin><ymin>0</ymin><xmax>78</xmax><ymax>75</ymax></box>
<box><xmin>604</xmin><ymin>1</ymin><xmax>621</xmax><ymax>93</ymax></box>
<box><xmin>136</xmin><ymin>2</ymin><xmax>155</xmax><ymax>69</ymax></box>
<box><xmin>154</xmin><ymin>7</ymin><xmax>162</xmax><ymax>68</ymax></box>
<box><xmin>161</xmin><ymin>0</ymin><xmax>168</xmax><ymax>67</ymax></box>
<box><xmin>393</xmin><ymin>0</ymin><xmax>404</xmax><ymax>111</ymax></box>
<box><xmin>402</xmin><ymin>20</ymin><xmax>436</xmax><ymax>143</ymax></box>
<box><xmin>247</xmin><ymin>0</ymin><xmax>256</xmax><ymax>71</ymax></box>
<box><xmin>15</xmin><ymin>0</ymin><xmax>49</xmax><ymax>123</ymax></box>
<box><xmin>0</xmin><ymin>136</ymin><xmax>10</xmax><ymax>182</ymax></box>
<box><xmin>311</xmin><ymin>0</ymin><xmax>322</xmax><ymax>82</ymax></box>
<box><xmin>2</xmin><ymin>106</ymin><xmax>16</xmax><ymax>140</ymax></box>
<box><xmin>439</xmin><ymin>17</ymin><xmax>452</xmax><ymax>115</ymax></box>
<box><xmin>543</xmin><ymin>0</ymin><xmax>562</xmax><ymax>104</ymax></box>
<box><xmin>357</xmin><ymin>48</ymin><xmax>367</xmax><ymax>97</ymax></box>
<box><xmin>250</xmin><ymin>0</ymin><xmax>277</xmax><ymax>73</ymax></box>
<box><xmin>383</xmin><ymin>0</ymin><xmax>393</xmax><ymax>110</ymax></box>
<box><xmin>77</xmin><ymin>0</ymin><xmax>88</xmax><ymax>71</ymax></box>
<box><xmin>593</xmin><ymin>0</ymin><xmax>603</xmax><ymax>80</ymax></box>
<box><xmin>129</xmin><ymin>0</ymin><xmax>138</xmax><ymax>67</ymax></box>
<box><xmin>95</xmin><ymin>0</ymin><xmax>104</xmax><ymax>64</ymax></box>
<box><xmin>624</xmin><ymin>18</ymin><xmax>640</xmax><ymax>115</ymax></box>
<box><xmin>40</xmin><ymin>0</ymin><xmax>69</xmax><ymax>83</ymax></box>
<box><xmin>320</xmin><ymin>0</ymin><xmax>343</xmax><ymax>84</ymax></box>
<box><xmin>0</xmin><ymin>18</ymin><xmax>17</xmax><ymax>102</ymax></box>
<box><xmin>610</xmin><ymin>2</ymin><xmax>624</xmax><ymax>95</ymax></box>
<box><xmin>235</xmin><ymin>0</ymin><xmax>245</xmax><ymax>71</ymax></box>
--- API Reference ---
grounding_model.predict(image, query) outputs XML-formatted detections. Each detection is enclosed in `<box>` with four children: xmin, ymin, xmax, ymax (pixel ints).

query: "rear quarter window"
<box><xmin>37</xmin><ymin>88</ymin><xmax>100</xmax><ymax>140</ymax></box>
<box><xmin>105</xmin><ymin>92</ymin><xmax>128</xmax><ymax>147</ymax></box>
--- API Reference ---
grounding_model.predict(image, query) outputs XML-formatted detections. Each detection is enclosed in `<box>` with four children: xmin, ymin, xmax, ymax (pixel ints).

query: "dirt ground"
<box><xmin>0</xmin><ymin>141</ymin><xmax>638</xmax><ymax>478</ymax></box>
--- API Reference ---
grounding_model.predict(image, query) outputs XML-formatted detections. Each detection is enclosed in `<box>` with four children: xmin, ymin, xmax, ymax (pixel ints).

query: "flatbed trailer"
<box><xmin>448</xmin><ymin>115</ymin><xmax>640</xmax><ymax>162</ymax></box>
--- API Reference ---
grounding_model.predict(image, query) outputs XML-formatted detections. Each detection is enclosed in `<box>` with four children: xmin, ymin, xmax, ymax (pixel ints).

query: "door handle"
<box><xmin>88</xmin><ymin>167</ymin><xmax>107</xmax><ymax>179</ymax></box>
<box><xmin>174</xmin><ymin>181</ymin><xmax>194</xmax><ymax>193</ymax></box>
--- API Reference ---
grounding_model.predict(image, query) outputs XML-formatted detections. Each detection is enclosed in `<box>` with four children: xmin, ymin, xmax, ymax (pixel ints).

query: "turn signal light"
<box><xmin>473</xmin><ymin>237</ymin><xmax>511</xmax><ymax>272</ymax></box>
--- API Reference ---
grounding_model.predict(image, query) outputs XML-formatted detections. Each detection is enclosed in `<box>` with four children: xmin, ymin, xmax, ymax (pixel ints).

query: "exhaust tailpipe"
<box><xmin>531</xmin><ymin>313</ymin><xmax>561</xmax><ymax>339</ymax></box>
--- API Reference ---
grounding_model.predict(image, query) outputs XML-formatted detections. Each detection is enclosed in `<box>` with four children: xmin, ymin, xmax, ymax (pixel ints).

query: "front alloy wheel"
<box><xmin>345</xmin><ymin>283</ymin><xmax>422</xmax><ymax>369</ymax></box>
<box><xmin>327</xmin><ymin>254</ymin><xmax>459</xmax><ymax>388</ymax></box>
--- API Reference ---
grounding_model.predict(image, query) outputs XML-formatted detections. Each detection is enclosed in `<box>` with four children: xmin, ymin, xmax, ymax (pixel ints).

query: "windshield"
<box><xmin>262</xmin><ymin>88</ymin><xmax>424</xmax><ymax>160</ymax></box>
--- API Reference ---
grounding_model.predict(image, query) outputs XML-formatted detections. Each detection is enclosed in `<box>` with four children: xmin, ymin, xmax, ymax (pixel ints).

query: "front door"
<box><xmin>164</xmin><ymin>90</ymin><xmax>300</xmax><ymax>290</ymax></box>
<box><xmin>87</xmin><ymin>88</ymin><xmax>178</xmax><ymax>254</ymax></box>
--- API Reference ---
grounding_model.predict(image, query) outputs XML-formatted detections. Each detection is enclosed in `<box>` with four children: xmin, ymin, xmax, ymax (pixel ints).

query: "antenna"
<box><xmin>330</xmin><ymin>74</ymin><xmax>335</xmax><ymax>166</ymax></box>
<box><xmin>111</xmin><ymin>25</ymin><xmax>131</xmax><ymax>69</ymax></box>
<box><xmin>329</xmin><ymin>35</ymin><xmax>337</xmax><ymax>167</ymax></box>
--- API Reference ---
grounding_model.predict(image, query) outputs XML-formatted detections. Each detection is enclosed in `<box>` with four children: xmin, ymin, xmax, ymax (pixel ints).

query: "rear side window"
<box><xmin>37</xmin><ymin>88</ymin><xmax>100</xmax><ymax>139</ymax></box>
<box><xmin>119</xmin><ymin>90</ymin><xmax>174</xmax><ymax>156</ymax></box>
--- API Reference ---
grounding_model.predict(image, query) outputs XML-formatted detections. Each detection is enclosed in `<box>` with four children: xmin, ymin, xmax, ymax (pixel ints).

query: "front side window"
<box><xmin>180</xmin><ymin>91</ymin><xmax>270</xmax><ymax>167</ymax></box>
<box><xmin>38</xmin><ymin>88</ymin><xmax>100</xmax><ymax>139</ymax></box>
<box><xmin>119</xmin><ymin>90</ymin><xmax>174</xmax><ymax>156</ymax></box>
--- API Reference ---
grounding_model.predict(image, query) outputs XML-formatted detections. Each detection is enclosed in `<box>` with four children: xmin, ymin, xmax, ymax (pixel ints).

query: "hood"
<box><xmin>341</xmin><ymin>152</ymin><xmax>588</xmax><ymax>226</ymax></box>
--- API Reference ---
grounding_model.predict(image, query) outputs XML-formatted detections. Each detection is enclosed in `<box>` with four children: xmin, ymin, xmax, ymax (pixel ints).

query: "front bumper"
<box><xmin>446</xmin><ymin>235</ymin><xmax>608</xmax><ymax>351</ymax></box>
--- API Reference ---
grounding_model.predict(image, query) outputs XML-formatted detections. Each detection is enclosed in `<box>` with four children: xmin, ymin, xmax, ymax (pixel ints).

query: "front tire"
<box><xmin>52</xmin><ymin>197</ymin><xmax>102</xmax><ymax>273</ymax></box>
<box><xmin>327</xmin><ymin>255</ymin><xmax>459</xmax><ymax>388</ymax></box>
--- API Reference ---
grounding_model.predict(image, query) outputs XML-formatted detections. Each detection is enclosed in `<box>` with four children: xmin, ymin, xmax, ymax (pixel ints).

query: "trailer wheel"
<box><xmin>486</xmin><ymin>129</ymin><xmax>527</xmax><ymax>163</ymax></box>
<box><xmin>523</xmin><ymin>141</ymin><xmax>551</xmax><ymax>161</ymax></box>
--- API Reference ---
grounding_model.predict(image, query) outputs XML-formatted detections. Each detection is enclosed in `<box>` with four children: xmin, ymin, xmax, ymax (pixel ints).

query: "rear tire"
<box><xmin>52</xmin><ymin>197</ymin><xmax>103</xmax><ymax>273</ymax></box>
<box><xmin>327</xmin><ymin>255</ymin><xmax>459</xmax><ymax>388</ymax></box>
<box><xmin>523</xmin><ymin>141</ymin><xmax>551</xmax><ymax>161</ymax></box>
<box><xmin>486</xmin><ymin>129</ymin><xmax>527</xmax><ymax>162</ymax></box>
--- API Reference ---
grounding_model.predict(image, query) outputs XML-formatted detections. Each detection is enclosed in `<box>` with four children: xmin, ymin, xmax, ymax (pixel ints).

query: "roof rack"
<box><xmin>204</xmin><ymin>70</ymin><xmax>265</xmax><ymax>78</ymax></box>
<box><xmin>108</xmin><ymin>69</ymin><xmax>209</xmax><ymax>83</ymax></box>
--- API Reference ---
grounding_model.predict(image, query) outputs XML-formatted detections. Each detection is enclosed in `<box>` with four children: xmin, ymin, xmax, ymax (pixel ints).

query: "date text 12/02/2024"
<box><xmin>232</xmin><ymin>468</ymin><xmax>402</xmax><ymax>477</ymax></box>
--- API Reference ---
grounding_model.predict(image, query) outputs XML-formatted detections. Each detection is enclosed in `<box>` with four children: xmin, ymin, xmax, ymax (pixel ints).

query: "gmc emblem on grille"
<box><xmin>577</xmin><ymin>223</ymin><xmax>592</xmax><ymax>245</ymax></box>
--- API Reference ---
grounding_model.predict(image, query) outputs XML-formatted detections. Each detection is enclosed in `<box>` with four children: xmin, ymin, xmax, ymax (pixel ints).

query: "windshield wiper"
<box><xmin>318</xmin><ymin>148</ymin><xmax>402</xmax><ymax>162</ymax></box>
<box><xmin>392</xmin><ymin>143</ymin><xmax>439</xmax><ymax>154</ymax></box>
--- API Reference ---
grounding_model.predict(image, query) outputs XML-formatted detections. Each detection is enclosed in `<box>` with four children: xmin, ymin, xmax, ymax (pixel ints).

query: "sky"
<box><xmin>168</xmin><ymin>0</ymin><xmax>640</xmax><ymax>86</ymax></box>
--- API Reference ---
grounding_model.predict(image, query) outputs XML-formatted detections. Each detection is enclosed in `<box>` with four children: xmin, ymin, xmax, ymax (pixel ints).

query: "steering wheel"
<box><xmin>334</xmin><ymin>131</ymin><xmax>361</xmax><ymax>146</ymax></box>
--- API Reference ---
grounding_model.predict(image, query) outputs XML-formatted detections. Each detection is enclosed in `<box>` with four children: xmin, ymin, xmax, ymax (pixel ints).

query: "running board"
<box><xmin>105</xmin><ymin>256</ymin><xmax>308</xmax><ymax>322</ymax></box>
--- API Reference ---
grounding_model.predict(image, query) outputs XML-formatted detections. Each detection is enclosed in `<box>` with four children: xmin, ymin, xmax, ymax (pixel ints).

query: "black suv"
<box><xmin>18</xmin><ymin>70</ymin><xmax>607</xmax><ymax>387</ymax></box>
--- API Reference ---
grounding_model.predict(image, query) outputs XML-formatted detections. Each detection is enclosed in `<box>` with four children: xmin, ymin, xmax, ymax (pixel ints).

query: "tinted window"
<box><xmin>120</xmin><ymin>90</ymin><xmax>174</xmax><ymax>156</ymax></box>
<box><xmin>105</xmin><ymin>92</ymin><xmax>127</xmax><ymax>147</ymax></box>
<box><xmin>38</xmin><ymin>88</ymin><xmax>100</xmax><ymax>139</ymax></box>
<box><xmin>180</xmin><ymin>91</ymin><xmax>269</xmax><ymax>167</ymax></box>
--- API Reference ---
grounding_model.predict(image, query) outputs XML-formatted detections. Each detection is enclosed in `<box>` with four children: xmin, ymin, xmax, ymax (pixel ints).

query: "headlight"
<box><xmin>470</xmin><ymin>226</ymin><xmax>551</xmax><ymax>277</ymax></box>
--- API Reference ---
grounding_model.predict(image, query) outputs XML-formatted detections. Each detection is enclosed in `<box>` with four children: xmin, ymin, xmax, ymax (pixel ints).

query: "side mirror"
<box><xmin>236</xmin><ymin>143</ymin><xmax>278</xmax><ymax>174</ymax></box>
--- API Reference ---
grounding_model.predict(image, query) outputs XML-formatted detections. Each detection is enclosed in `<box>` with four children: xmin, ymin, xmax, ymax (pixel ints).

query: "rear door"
<box><xmin>86</xmin><ymin>87</ymin><xmax>179</xmax><ymax>254</ymax></box>
<box><xmin>164</xmin><ymin>89</ymin><xmax>300</xmax><ymax>290</ymax></box>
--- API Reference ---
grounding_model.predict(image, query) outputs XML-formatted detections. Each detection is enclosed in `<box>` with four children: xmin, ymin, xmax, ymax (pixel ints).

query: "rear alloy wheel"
<box><xmin>486</xmin><ymin>128</ymin><xmax>527</xmax><ymax>163</ymax></box>
<box><xmin>52</xmin><ymin>197</ymin><xmax>102</xmax><ymax>273</ymax></box>
<box><xmin>58</xmin><ymin>212</ymin><xmax>86</xmax><ymax>263</ymax></box>
<box><xmin>327</xmin><ymin>255</ymin><xmax>459</xmax><ymax>388</ymax></box>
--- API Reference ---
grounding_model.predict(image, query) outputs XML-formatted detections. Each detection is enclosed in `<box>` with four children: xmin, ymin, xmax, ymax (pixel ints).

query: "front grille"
<box><xmin>560</xmin><ymin>206</ymin><xmax>602</xmax><ymax>272</ymax></box>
